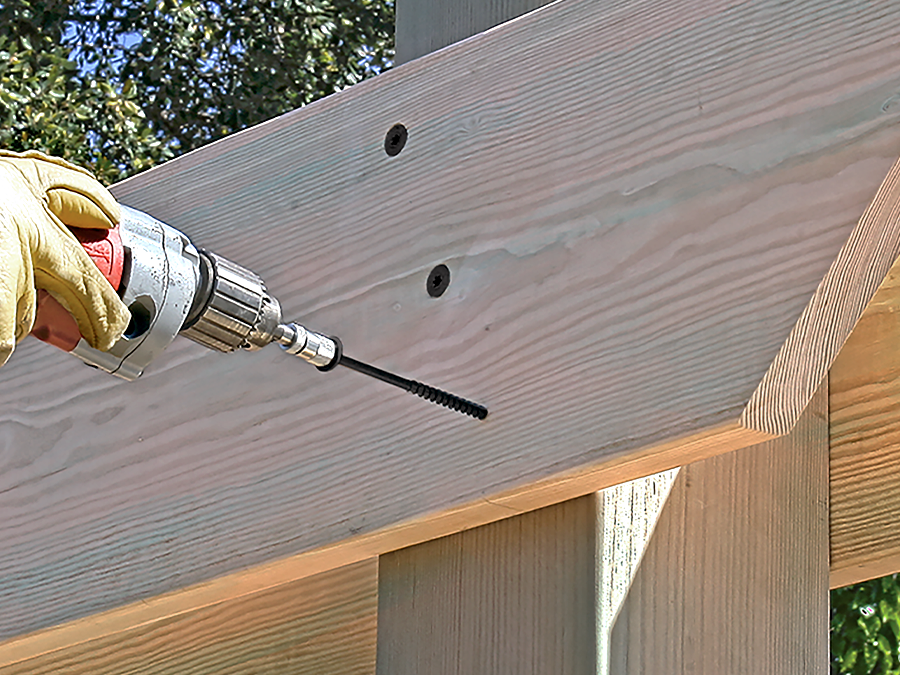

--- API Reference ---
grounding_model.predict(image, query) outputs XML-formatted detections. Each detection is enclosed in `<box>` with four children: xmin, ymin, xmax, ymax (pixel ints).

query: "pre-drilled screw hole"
<box><xmin>427</xmin><ymin>264</ymin><xmax>450</xmax><ymax>297</ymax></box>
<box><xmin>384</xmin><ymin>123</ymin><xmax>408</xmax><ymax>156</ymax></box>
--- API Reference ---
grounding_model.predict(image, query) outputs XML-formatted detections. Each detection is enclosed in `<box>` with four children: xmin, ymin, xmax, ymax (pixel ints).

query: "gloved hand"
<box><xmin>0</xmin><ymin>150</ymin><xmax>131</xmax><ymax>367</ymax></box>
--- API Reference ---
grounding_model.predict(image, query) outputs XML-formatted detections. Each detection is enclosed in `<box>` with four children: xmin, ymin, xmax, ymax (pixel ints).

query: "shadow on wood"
<box><xmin>608</xmin><ymin>389</ymin><xmax>828</xmax><ymax>673</ymax></box>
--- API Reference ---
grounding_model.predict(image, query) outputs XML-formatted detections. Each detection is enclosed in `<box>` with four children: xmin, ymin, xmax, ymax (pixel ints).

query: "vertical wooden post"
<box><xmin>395</xmin><ymin>0</ymin><xmax>555</xmax><ymax>64</ymax></box>
<box><xmin>603</xmin><ymin>388</ymin><xmax>829</xmax><ymax>672</ymax></box>
<box><xmin>378</xmin><ymin>497</ymin><xmax>599</xmax><ymax>674</ymax></box>
<box><xmin>376</xmin><ymin>388</ymin><xmax>828</xmax><ymax>673</ymax></box>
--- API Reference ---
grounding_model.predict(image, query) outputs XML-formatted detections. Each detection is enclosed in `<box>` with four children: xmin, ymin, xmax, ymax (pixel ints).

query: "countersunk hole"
<box><xmin>427</xmin><ymin>264</ymin><xmax>450</xmax><ymax>298</ymax></box>
<box><xmin>385</xmin><ymin>124</ymin><xmax>408</xmax><ymax>156</ymax></box>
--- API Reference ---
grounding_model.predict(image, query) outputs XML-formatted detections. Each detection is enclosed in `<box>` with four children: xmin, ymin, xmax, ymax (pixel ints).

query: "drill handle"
<box><xmin>30</xmin><ymin>225</ymin><xmax>126</xmax><ymax>351</ymax></box>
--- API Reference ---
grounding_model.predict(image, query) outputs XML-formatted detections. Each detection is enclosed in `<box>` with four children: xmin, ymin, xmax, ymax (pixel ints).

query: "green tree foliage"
<box><xmin>0</xmin><ymin>0</ymin><xmax>162</xmax><ymax>181</ymax></box>
<box><xmin>0</xmin><ymin>0</ymin><xmax>392</xmax><ymax>182</ymax></box>
<box><xmin>70</xmin><ymin>0</ymin><xmax>392</xmax><ymax>157</ymax></box>
<box><xmin>832</xmin><ymin>575</ymin><xmax>900</xmax><ymax>674</ymax></box>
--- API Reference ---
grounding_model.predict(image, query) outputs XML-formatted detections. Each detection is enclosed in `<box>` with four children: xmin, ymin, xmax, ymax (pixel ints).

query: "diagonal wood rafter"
<box><xmin>2</xmin><ymin>0</ymin><xmax>900</xmax><ymax>669</ymax></box>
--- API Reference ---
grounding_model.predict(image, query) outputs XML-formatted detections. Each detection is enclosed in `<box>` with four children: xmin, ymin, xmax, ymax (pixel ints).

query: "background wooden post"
<box><xmin>395</xmin><ymin>0</ymin><xmax>555</xmax><ymax>64</ymax></box>
<box><xmin>377</xmin><ymin>497</ymin><xmax>599</xmax><ymax>674</ymax></box>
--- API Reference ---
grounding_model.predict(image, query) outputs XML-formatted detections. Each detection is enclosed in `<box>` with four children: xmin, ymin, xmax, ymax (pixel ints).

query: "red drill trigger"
<box><xmin>30</xmin><ymin>226</ymin><xmax>126</xmax><ymax>351</ymax></box>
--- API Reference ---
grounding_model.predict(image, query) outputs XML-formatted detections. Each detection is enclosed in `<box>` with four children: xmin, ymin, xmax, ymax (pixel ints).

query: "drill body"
<box><xmin>34</xmin><ymin>205</ymin><xmax>337</xmax><ymax>379</ymax></box>
<box><xmin>31</xmin><ymin>206</ymin><xmax>487</xmax><ymax>419</ymax></box>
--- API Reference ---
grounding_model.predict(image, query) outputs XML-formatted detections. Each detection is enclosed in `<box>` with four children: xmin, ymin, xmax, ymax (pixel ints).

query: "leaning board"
<box><xmin>3</xmin><ymin>0</ymin><xmax>900</xmax><ymax>645</ymax></box>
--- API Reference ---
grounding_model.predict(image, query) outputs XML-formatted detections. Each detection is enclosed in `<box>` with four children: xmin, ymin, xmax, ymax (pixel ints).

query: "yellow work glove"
<box><xmin>0</xmin><ymin>150</ymin><xmax>131</xmax><ymax>366</ymax></box>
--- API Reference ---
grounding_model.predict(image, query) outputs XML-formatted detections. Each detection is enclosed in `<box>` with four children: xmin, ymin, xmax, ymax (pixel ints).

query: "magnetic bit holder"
<box><xmin>277</xmin><ymin>324</ymin><xmax>488</xmax><ymax>420</ymax></box>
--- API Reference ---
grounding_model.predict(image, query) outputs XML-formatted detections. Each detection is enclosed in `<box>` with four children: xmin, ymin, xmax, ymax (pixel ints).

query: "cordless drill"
<box><xmin>30</xmin><ymin>206</ymin><xmax>487</xmax><ymax>420</ymax></box>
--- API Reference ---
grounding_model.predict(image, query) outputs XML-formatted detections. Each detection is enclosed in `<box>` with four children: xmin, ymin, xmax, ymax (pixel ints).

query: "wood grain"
<box><xmin>608</xmin><ymin>387</ymin><xmax>829</xmax><ymax>673</ymax></box>
<box><xmin>0</xmin><ymin>560</ymin><xmax>377</xmax><ymax>675</ymax></box>
<box><xmin>0</xmin><ymin>422</ymin><xmax>759</xmax><ymax>670</ymax></box>
<box><xmin>830</xmin><ymin>254</ymin><xmax>900</xmax><ymax>588</ymax></box>
<box><xmin>395</xmin><ymin>0</ymin><xmax>555</xmax><ymax>64</ymax></box>
<box><xmin>745</xmin><ymin>155</ymin><xmax>900</xmax><ymax>436</ymax></box>
<box><xmin>2</xmin><ymin>0</ymin><xmax>899</xmax><ymax>649</ymax></box>
<box><xmin>596</xmin><ymin>469</ymin><xmax>679</xmax><ymax>675</ymax></box>
<box><xmin>376</xmin><ymin>387</ymin><xmax>827</xmax><ymax>674</ymax></box>
<box><xmin>377</xmin><ymin>496</ymin><xmax>599</xmax><ymax>675</ymax></box>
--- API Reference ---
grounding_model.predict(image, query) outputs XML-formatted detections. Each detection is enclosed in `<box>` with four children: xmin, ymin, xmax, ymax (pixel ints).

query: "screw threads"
<box><xmin>337</xmin><ymin>355</ymin><xmax>488</xmax><ymax>420</ymax></box>
<box><xmin>406</xmin><ymin>380</ymin><xmax>488</xmax><ymax>420</ymax></box>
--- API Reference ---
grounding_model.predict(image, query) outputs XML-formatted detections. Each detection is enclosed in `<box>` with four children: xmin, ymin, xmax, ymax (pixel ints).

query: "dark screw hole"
<box><xmin>427</xmin><ymin>264</ymin><xmax>450</xmax><ymax>298</ymax></box>
<box><xmin>384</xmin><ymin>123</ymin><xmax>408</xmax><ymax>156</ymax></box>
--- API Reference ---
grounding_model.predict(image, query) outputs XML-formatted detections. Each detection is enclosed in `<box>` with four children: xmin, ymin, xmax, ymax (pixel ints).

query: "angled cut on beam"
<box><xmin>3</xmin><ymin>0</ymin><xmax>900</xmax><ymax>662</ymax></box>
<box><xmin>746</xmin><ymin>155</ymin><xmax>900</xmax><ymax>437</ymax></box>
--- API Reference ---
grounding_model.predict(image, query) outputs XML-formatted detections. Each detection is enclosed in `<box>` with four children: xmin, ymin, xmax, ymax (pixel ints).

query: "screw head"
<box><xmin>384</xmin><ymin>124</ymin><xmax>408</xmax><ymax>156</ymax></box>
<box><xmin>427</xmin><ymin>264</ymin><xmax>450</xmax><ymax>297</ymax></box>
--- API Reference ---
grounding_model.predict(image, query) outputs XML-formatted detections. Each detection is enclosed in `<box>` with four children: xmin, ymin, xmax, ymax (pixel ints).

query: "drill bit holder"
<box><xmin>276</xmin><ymin>324</ymin><xmax>488</xmax><ymax>420</ymax></box>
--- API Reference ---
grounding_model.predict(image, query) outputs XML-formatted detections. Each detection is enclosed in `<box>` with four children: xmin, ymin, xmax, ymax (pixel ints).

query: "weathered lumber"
<box><xmin>831</xmin><ymin>253</ymin><xmax>900</xmax><ymax>588</ymax></box>
<box><xmin>607</xmin><ymin>387</ymin><xmax>829</xmax><ymax>673</ymax></box>
<box><xmin>378</xmin><ymin>496</ymin><xmax>599</xmax><ymax>674</ymax></box>
<box><xmin>395</xmin><ymin>0</ymin><xmax>553</xmax><ymax>64</ymax></box>
<box><xmin>377</xmin><ymin>388</ymin><xmax>828</xmax><ymax>674</ymax></box>
<box><xmin>0</xmin><ymin>560</ymin><xmax>377</xmax><ymax>675</ymax></box>
<box><xmin>2</xmin><ymin>0</ymin><xmax>900</xmax><ymax>658</ymax></box>
<box><xmin>746</xmin><ymin>155</ymin><xmax>900</xmax><ymax>436</ymax></box>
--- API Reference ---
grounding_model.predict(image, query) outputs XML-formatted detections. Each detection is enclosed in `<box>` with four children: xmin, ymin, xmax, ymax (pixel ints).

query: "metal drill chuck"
<box><xmin>179</xmin><ymin>250</ymin><xmax>340</xmax><ymax>369</ymax></box>
<box><xmin>180</xmin><ymin>250</ymin><xmax>284</xmax><ymax>352</ymax></box>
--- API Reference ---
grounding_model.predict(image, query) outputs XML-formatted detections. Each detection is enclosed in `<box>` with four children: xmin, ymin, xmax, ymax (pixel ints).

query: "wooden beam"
<box><xmin>2</xmin><ymin>0</ymin><xmax>900</xmax><ymax>659</ymax></box>
<box><xmin>0</xmin><ymin>425</ymin><xmax>757</xmax><ymax>670</ymax></box>
<box><xmin>0</xmin><ymin>560</ymin><xmax>377</xmax><ymax>674</ymax></box>
<box><xmin>746</xmin><ymin>155</ymin><xmax>900</xmax><ymax>436</ymax></box>
<box><xmin>831</xmin><ymin>253</ymin><xmax>900</xmax><ymax>588</ymax></box>
<box><xmin>395</xmin><ymin>0</ymin><xmax>554</xmax><ymax>64</ymax></box>
<box><xmin>376</xmin><ymin>387</ymin><xmax>828</xmax><ymax>674</ymax></box>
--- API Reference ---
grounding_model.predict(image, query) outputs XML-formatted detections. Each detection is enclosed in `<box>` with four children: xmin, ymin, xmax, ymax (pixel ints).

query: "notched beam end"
<box><xmin>743</xmin><ymin>155</ymin><xmax>900</xmax><ymax>438</ymax></box>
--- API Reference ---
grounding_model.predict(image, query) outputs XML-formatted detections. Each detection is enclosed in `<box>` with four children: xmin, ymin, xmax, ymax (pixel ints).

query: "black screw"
<box><xmin>339</xmin><ymin>355</ymin><xmax>488</xmax><ymax>420</ymax></box>
<box><xmin>427</xmin><ymin>264</ymin><xmax>450</xmax><ymax>297</ymax></box>
<box><xmin>384</xmin><ymin>124</ymin><xmax>408</xmax><ymax>156</ymax></box>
